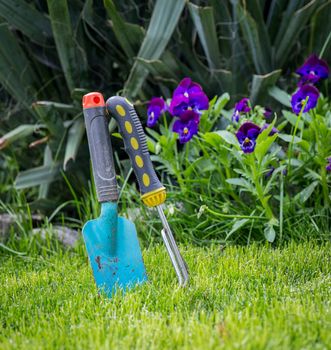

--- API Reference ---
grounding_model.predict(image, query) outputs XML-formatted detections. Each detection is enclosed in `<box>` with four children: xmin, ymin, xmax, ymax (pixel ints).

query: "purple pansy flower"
<box><xmin>147</xmin><ymin>97</ymin><xmax>166</xmax><ymax>127</ymax></box>
<box><xmin>232</xmin><ymin>98</ymin><xmax>251</xmax><ymax>122</ymax></box>
<box><xmin>291</xmin><ymin>85</ymin><xmax>319</xmax><ymax>115</ymax></box>
<box><xmin>296</xmin><ymin>54</ymin><xmax>329</xmax><ymax>85</ymax></box>
<box><xmin>235</xmin><ymin>122</ymin><xmax>261</xmax><ymax>153</ymax></box>
<box><xmin>172</xmin><ymin>110</ymin><xmax>200</xmax><ymax>143</ymax></box>
<box><xmin>263</xmin><ymin>107</ymin><xmax>273</xmax><ymax>119</ymax></box>
<box><xmin>170</xmin><ymin>77</ymin><xmax>208</xmax><ymax>143</ymax></box>
<box><xmin>261</xmin><ymin>123</ymin><xmax>278</xmax><ymax>136</ymax></box>
<box><xmin>173</xmin><ymin>77</ymin><xmax>203</xmax><ymax>98</ymax></box>
<box><xmin>169</xmin><ymin>91</ymin><xmax>208</xmax><ymax>117</ymax></box>
<box><xmin>326</xmin><ymin>157</ymin><xmax>331</xmax><ymax>172</ymax></box>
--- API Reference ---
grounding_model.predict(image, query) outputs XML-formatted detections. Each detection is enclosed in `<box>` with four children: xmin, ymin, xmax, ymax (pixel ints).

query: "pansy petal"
<box><xmin>179</xmin><ymin>109</ymin><xmax>200</xmax><ymax>123</ymax></box>
<box><xmin>173</xmin><ymin>77</ymin><xmax>203</xmax><ymax>97</ymax></box>
<box><xmin>235</xmin><ymin>122</ymin><xmax>261</xmax><ymax>153</ymax></box>
<box><xmin>173</xmin><ymin>117</ymin><xmax>199</xmax><ymax>143</ymax></box>
<box><xmin>234</xmin><ymin>98</ymin><xmax>251</xmax><ymax>114</ymax></box>
<box><xmin>241</xmin><ymin>139</ymin><xmax>256</xmax><ymax>153</ymax></box>
<box><xmin>291</xmin><ymin>85</ymin><xmax>319</xmax><ymax>115</ymax></box>
<box><xmin>247</xmin><ymin>128</ymin><xmax>260</xmax><ymax>140</ymax></box>
<box><xmin>189</xmin><ymin>92</ymin><xmax>209</xmax><ymax>112</ymax></box>
<box><xmin>296</xmin><ymin>54</ymin><xmax>329</xmax><ymax>82</ymax></box>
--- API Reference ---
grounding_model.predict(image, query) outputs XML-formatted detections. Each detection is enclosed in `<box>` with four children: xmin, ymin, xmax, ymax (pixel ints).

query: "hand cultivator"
<box><xmin>82</xmin><ymin>92</ymin><xmax>189</xmax><ymax>297</ymax></box>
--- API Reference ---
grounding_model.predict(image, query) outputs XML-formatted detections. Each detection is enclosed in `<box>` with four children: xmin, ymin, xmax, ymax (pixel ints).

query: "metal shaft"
<box><xmin>156</xmin><ymin>205</ymin><xmax>189</xmax><ymax>286</ymax></box>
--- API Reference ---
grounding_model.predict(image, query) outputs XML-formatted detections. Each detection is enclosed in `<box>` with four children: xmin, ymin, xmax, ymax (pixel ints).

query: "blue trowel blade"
<box><xmin>82</xmin><ymin>202</ymin><xmax>147</xmax><ymax>297</ymax></box>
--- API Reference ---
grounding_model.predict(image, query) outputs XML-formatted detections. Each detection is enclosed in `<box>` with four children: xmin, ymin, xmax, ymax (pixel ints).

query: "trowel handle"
<box><xmin>83</xmin><ymin>92</ymin><xmax>119</xmax><ymax>203</ymax></box>
<box><xmin>106</xmin><ymin>96</ymin><xmax>166</xmax><ymax>208</ymax></box>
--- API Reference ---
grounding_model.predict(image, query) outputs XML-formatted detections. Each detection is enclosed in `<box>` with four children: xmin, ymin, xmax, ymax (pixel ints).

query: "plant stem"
<box><xmin>279</xmin><ymin>171</ymin><xmax>284</xmax><ymax>243</ymax></box>
<box><xmin>204</xmin><ymin>206</ymin><xmax>267</xmax><ymax>220</ymax></box>
<box><xmin>311</xmin><ymin>110</ymin><xmax>330</xmax><ymax>207</ymax></box>
<box><xmin>319</xmin><ymin>31</ymin><xmax>331</xmax><ymax>58</ymax></box>
<box><xmin>287</xmin><ymin>99</ymin><xmax>307</xmax><ymax>177</ymax></box>
<box><xmin>320</xmin><ymin>161</ymin><xmax>330</xmax><ymax>207</ymax></box>
<box><xmin>250</xmin><ymin>157</ymin><xmax>274</xmax><ymax>220</ymax></box>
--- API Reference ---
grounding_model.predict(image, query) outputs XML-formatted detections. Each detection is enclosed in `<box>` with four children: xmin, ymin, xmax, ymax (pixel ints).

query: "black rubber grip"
<box><xmin>106</xmin><ymin>96</ymin><xmax>164</xmax><ymax>195</ymax></box>
<box><xmin>83</xmin><ymin>103</ymin><xmax>119</xmax><ymax>203</ymax></box>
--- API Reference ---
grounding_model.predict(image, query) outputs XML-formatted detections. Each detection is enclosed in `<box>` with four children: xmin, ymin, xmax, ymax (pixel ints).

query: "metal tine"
<box><xmin>156</xmin><ymin>205</ymin><xmax>189</xmax><ymax>286</ymax></box>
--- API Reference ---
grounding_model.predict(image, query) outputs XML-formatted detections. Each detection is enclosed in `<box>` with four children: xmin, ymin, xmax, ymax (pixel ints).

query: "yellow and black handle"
<box><xmin>106</xmin><ymin>96</ymin><xmax>166</xmax><ymax>207</ymax></box>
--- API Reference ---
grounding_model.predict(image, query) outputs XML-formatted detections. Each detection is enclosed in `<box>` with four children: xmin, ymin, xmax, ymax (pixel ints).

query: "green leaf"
<box><xmin>250</xmin><ymin>70</ymin><xmax>281</xmax><ymax>105</ymax></box>
<box><xmin>255</xmin><ymin>126</ymin><xmax>278</xmax><ymax>163</ymax></box>
<box><xmin>236</xmin><ymin>4</ymin><xmax>270</xmax><ymax>74</ymax></box>
<box><xmin>63</xmin><ymin>119</ymin><xmax>85</xmax><ymax>170</ymax></box>
<box><xmin>213</xmin><ymin>93</ymin><xmax>230</xmax><ymax>115</ymax></box>
<box><xmin>47</xmin><ymin>0</ymin><xmax>87</xmax><ymax>91</ymax></box>
<box><xmin>15</xmin><ymin>163</ymin><xmax>61</xmax><ymax>189</ymax></box>
<box><xmin>295</xmin><ymin>181</ymin><xmax>319</xmax><ymax>204</ymax></box>
<box><xmin>266</xmin><ymin>0</ymin><xmax>289</xmax><ymax>40</ymax></box>
<box><xmin>39</xmin><ymin>145</ymin><xmax>53</xmax><ymax>199</ymax></box>
<box><xmin>188</xmin><ymin>4</ymin><xmax>221</xmax><ymax>70</ymax></box>
<box><xmin>278</xmin><ymin>134</ymin><xmax>302</xmax><ymax>143</ymax></box>
<box><xmin>310</xmin><ymin>2</ymin><xmax>331</xmax><ymax>59</ymax></box>
<box><xmin>33</xmin><ymin>101</ymin><xmax>78</xmax><ymax>113</ymax></box>
<box><xmin>0</xmin><ymin>0</ymin><xmax>52</xmax><ymax>45</ymax></box>
<box><xmin>124</xmin><ymin>0</ymin><xmax>186</xmax><ymax>98</ymax></box>
<box><xmin>264</xmin><ymin>223</ymin><xmax>276</xmax><ymax>242</ymax></box>
<box><xmin>282</xmin><ymin>110</ymin><xmax>304</xmax><ymax>130</ymax></box>
<box><xmin>32</xmin><ymin>103</ymin><xmax>64</xmax><ymax>137</ymax></box>
<box><xmin>268</xmin><ymin>86</ymin><xmax>291</xmax><ymax>107</ymax></box>
<box><xmin>0</xmin><ymin>125</ymin><xmax>38</xmax><ymax>150</ymax></box>
<box><xmin>0</xmin><ymin>19</ymin><xmax>37</xmax><ymax>105</ymax></box>
<box><xmin>209</xmin><ymin>130</ymin><xmax>238</xmax><ymax>146</ymax></box>
<box><xmin>226</xmin><ymin>178</ymin><xmax>251</xmax><ymax>188</ymax></box>
<box><xmin>227</xmin><ymin>219</ymin><xmax>249</xmax><ymax>238</ymax></box>
<box><xmin>103</xmin><ymin>0</ymin><xmax>145</xmax><ymax>59</ymax></box>
<box><xmin>136</xmin><ymin>57</ymin><xmax>178</xmax><ymax>81</ymax></box>
<box><xmin>275</xmin><ymin>1</ymin><xmax>318</xmax><ymax>66</ymax></box>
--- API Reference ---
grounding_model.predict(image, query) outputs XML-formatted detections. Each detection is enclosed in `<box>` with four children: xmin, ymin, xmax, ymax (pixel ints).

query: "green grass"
<box><xmin>1</xmin><ymin>241</ymin><xmax>331</xmax><ymax>349</ymax></box>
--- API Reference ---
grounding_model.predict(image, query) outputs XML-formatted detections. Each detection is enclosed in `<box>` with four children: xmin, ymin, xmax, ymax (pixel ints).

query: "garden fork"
<box><xmin>106</xmin><ymin>96</ymin><xmax>189</xmax><ymax>286</ymax></box>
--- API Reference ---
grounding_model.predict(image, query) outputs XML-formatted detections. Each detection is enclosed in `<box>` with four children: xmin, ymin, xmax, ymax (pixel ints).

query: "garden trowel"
<box><xmin>82</xmin><ymin>92</ymin><xmax>147</xmax><ymax>297</ymax></box>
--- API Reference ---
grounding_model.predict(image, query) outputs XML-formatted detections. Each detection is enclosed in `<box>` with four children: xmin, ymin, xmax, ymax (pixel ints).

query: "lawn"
<box><xmin>1</xmin><ymin>241</ymin><xmax>331</xmax><ymax>349</ymax></box>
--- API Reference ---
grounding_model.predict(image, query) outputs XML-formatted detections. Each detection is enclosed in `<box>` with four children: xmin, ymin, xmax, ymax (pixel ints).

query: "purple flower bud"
<box><xmin>326</xmin><ymin>157</ymin><xmax>331</xmax><ymax>172</ymax></box>
<box><xmin>263</xmin><ymin>107</ymin><xmax>273</xmax><ymax>119</ymax></box>
<box><xmin>232</xmin><ymin>98</ymin><xmax>251</xmax><ymax>122</ymax></box>
<box><xmin>147</xmin><ymin>97</ymin><xmax>166</xmax><ymax>127</ymax></box>
<box><xmin>261</xmin><ymin>123</ymin><xmax>278</xmax><ymax>136</ymax></box>
<box><xmin>265</xmin><ymin>166</ymin><xmax>275</xmax><ymax>178</ymax></box>
<box><xmin>296</xmin><ymin>54</ymin><xmax>329</xmax><ymax>85</ymax></box>
<box><xmin>291</xmin><ymin>85</ymin><xmax>319</xmax><ymax>115</ymax></box>
<box><xmin>235</xmin><ymin>122</ymin><xmax>261</xmax><ymax>153</ymax></box>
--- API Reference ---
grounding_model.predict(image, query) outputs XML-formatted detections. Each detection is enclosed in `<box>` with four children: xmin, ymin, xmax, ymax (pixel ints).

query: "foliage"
<box><xmin>1</xmin><ymin>240</ymin><xmax>331</xmax><ymax>349</ymax></box>
<box><xmin>0</xmin><ymin>0</ymin><xmax>331</xmax><ymax>211</ymax></box>
<box><xmin>141</xmin><ymin>67</ymin><xmax>331</xmax><ymax>242</ymax></box>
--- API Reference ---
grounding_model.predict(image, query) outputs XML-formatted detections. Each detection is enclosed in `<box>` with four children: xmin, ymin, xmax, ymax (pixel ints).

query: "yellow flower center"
<box><xmin>183</xmin><ymin>127</ymin><xmax>189</xmax><ymax>135</ymax></box>
<box><xmin>244</xmin><ymin>137</ymin><xmax>250</xmax><ymax>144</ymax></box>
